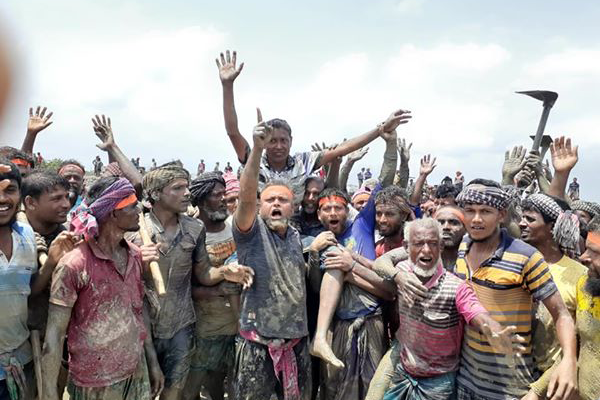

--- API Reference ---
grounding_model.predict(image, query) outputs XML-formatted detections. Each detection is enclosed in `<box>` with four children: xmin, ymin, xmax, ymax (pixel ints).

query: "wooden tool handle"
<box><xmin>38</xmin><ymin>252</ymin><xmax>48</xmax><ymax>266</ymax></box>
<box><xmin>30</xmin><ymin>330</ymin><xmax>43</xmax><ymax>400</ymax></box>
<box><xmin>138</xmin><ymin>213</ymin><xmax>166</xmax><ymax>296</ymax></box>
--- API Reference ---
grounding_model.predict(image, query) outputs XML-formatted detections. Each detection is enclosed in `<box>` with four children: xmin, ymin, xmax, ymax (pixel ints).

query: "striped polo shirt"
<box><xmin>395</xmin><ymin>260</ymin><xmax>486</xmax><ymax>378</ymax></box>
<box><xmin>454</xmin><ymin>229</ymin><xmax>558</xmax><ymax>399</ymax></box>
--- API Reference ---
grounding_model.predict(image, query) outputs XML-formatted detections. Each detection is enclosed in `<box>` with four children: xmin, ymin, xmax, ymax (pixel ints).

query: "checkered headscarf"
<box><xmin>571</xmin><ymin>200</ymin><xmax>600</xmax><ymax>219</ymax></box>
<box><xmin>456</xmin><ymin>184</ymin><xmax>510</xmax><ymax>210</ymax></box>
<box><xmin>525</xmin><ymin>193</ymin><xmax>580</xmax><ymax>259</ymax></box>
<box><xmin>142</xmin><ymin>162</ymin><xmax>189</xmax><ymax>200</ymax></box>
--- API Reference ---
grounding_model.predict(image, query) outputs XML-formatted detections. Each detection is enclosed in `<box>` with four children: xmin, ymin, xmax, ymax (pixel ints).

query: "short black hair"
<box><xmin>0</xmin><ymin>146</ymin><xmax>35</xmax><ymax>168</ymax></box>
<box><xmin>267</xmin><ymin>118</ymin><xmax>292</xmax><ymax>136</ymax></box>
<box><xmin>22</xmin><ymin>171</ymin><xmax>70</xmax><ymax>199</ymax></box>
<box><xmin>58</xmin><ymin>159</ymin><xmax>85</xmax><ymax>173</ymax></box>
<box><xmin>305</xmin><ymin>176</ymin><xmax>325</xmax><ymax>189</ymax></box>
<box><xmin>435</xmin><ymin>184</ymin><xmax>458</xmax><ymax>199</ymax></box>
<box><xmin>467</xmin><ymin>178</ymin><xmax>501</xmax><ymax>188</ymax></box>
<box><xmin>318</xmin><ymin>188</ymin><xmax>350</xmax><ymax>207</ymax></box>
<box><xmin>0</xmin><ymin>157</ymin><xmax>22</xmax><ymax>189</ymax></box>
<box><xmin>86</xmin><ymin>177</ymin><xmax>119</xmax><ymax>204</ymax></box>
<box><xmin>375</xmin><ymin>185</ymin><xmax>409</xmax><ymax>210</ymax></box>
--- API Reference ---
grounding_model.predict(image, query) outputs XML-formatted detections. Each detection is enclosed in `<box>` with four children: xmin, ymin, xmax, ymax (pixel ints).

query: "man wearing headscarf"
<box><xmin>518</xmin><ymin>193</ymin><xmax>588</xmax><ymax>399</ymax></box>
<box><xmin>453</xmin><ymin>179</ymin><xmax>577</xmax><ymax>400</ymax></box>
<box><xmin>571</xmin><ymin>200</ymin><xmax>600</xmax><ymax>226</ymax></box>
<box><xmin>133</xmin><ymin>163</ymin><xmax>252</xmax><ymax>400</ymax></box>
<box><xmin>42</xmin><ymin>177</ymin><xmax>165</xmax><ymax>400</ymax></box>
<box><xmin>183</xmin><ymin>172</ymin><xmax>248</xmax><ymax>400</ymax></box>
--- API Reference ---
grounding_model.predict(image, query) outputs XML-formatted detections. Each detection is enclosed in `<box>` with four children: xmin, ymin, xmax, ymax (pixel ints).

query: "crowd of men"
<box><xmin>0</xmin><ymin>48</ymin><xmax>599</xmax><ymax>400</ymax></box>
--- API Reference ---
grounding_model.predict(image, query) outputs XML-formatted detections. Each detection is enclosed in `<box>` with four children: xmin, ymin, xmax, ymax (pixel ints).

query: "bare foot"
<box><xmin>310</xmin><ymin>337</ymin><xmax>344</xmax><ymax>368</ymax></box>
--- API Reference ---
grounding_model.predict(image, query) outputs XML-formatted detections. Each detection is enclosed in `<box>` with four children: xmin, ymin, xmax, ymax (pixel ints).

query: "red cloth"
<box><xmin>50</xmin><ymin>239</ymin><xmax>146</xmax><ymax>387</ymax></box>
<box><xmin>375</xmin><ymin>237</ymin><xmax>404</xmax><ymax>258</ymax></box>
<box><xmin>240</xmin><ymin>330</ymin><xmax>301</xmax><ymax>400</ymax></box>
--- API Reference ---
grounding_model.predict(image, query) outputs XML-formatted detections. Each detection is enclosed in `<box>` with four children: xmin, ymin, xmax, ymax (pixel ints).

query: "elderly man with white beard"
<box><xmin>366</xmin><ymin>218</ymin><xmax>523</xmax><ymax>400</ymax></box>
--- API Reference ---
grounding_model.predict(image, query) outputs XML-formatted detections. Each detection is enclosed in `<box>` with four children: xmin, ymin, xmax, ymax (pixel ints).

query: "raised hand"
<box><xmin>380</xmin><ymin>109</ymin><xmax>411</xmax><ymax>133</ymax></box>
<box><xmin>419</xmin><ymin>154</ymin><xmax>437</xmax><ymax>176</ymax></box>
<box><xmin>252</xmin><ymin>108</ymin><xmax>273</xmax><ymax>149</ymax></box>
<box><xmin>27</xmin><ymin>106</ymin><xmax>54</xmax><ymax>135</ymax></box>
<box><xmin>502</xmin><ymin>146</ymin><xmax>527</xmax><ymax>180</ymax></box>
<box><xmin>380</xmin><ymin>128</ymin><xmax>397</xmax><ymax>143</ymax></box>
<box><xmin>524</xmin><ymin>150</ymin><xmax>543</xmax><ymax>176</ymax></box>
<box><xmin>347</xmin><ymin>147</ymin><xmax>369</xmax><ymax>163</ymax></box>
<box><xmin>550</xmin><ymin>136</ymin><xmax>578</xmax><ymax>174</ymax></box>
<box><xmin>92</xmin><ymin>114</ymin><xmax>116</xmax><ymax>151</ymax></box>
<box><xmin>221</xmin><ymin>263</ymin><xmax>255</xmax><ymax>289</ymax></box>
<box><xmin>216</xmin><ymin>50</ymin><xmax>244</xmax><ymax>83</ymax></box>
<box><xmin>397</xmin><ymin>138</ymin><xmax>412</xmax><ymax>162</ymax></box>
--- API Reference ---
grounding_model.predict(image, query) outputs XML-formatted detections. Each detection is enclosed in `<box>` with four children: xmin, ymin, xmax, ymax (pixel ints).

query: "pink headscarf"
<box><xmin>224</xmin><ymin>171</ymin><xmax>240</xmax><ymax>196</ymax></box>
<box><xmin>70</xmin><ymin>178</ymin><xmax>136</xmax><ymax>239</ymax></box>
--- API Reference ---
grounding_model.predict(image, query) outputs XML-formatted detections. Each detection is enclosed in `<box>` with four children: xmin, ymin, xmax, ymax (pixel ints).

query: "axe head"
<box><xmin>516</xmin><ymin>90</ymin><xmax>558</xmax><ymax>108</ymax></box>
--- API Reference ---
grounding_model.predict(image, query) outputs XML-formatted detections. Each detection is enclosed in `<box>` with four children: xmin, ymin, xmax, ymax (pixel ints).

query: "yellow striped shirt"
<box><xmin>454</xmin><ymin>229</ymin><xmax>557</xmax><ymax>399</ymax></box>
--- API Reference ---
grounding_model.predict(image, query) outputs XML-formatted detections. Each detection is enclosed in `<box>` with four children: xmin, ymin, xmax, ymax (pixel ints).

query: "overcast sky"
<box><xmin>1</xmin><ymin>0</ymin><xmax>599</xmax><ymax>199</ymax></box>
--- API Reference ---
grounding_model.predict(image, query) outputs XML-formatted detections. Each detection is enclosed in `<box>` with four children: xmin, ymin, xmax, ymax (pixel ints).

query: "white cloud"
<box><xmin>395</xmin><ymin>0</ymin><xmax>426</xmax><ymax>14</ymax></box>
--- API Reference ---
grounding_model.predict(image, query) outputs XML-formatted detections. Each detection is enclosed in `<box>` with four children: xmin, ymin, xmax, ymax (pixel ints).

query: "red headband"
<box><xmin>59</xmin><ymin>164</ymin><xmax>85</xmax><ymax>176</ymax></box>
<box><xmin>319</xmin><ymin>195</ymin><xmax>348</xmax><ymax>209</ymax></box>
<box><xmin>115</xmin><ymin>194</ymin><xmax>138</xmax><ymax>210</ymax></box>
<box><xmin>434</xmin><ymin>207</ymin><xmax>465</xmax><ymax>224</ymax></box>
<box><xmin>10</xmin><ymin>158</ymin><xmax>31</xmax><ymax>167</ymax></box>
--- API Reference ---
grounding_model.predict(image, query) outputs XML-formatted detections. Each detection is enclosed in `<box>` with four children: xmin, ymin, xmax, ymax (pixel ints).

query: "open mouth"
<box><xmin>418</xmin><ymin>256</ymin><xmax>433</xmax><ymax>264</ymax></box>
<box><xmin>271</xmin><ymin>209</ymin><xmax>283</xmax><ymax>218</ymax></box>
<box><xmin>328</xmin><ymin>219</ymin><xmax>340</xmax><ymax>229</ymax></box>
<box><xmin>0</xmin><ymin>204</ymin><xmax>12</xmax><ymax>214</ymax></box>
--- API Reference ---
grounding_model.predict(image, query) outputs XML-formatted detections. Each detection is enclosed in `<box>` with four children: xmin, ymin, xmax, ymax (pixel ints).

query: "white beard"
<box><xmin>412</xmin><ymin>259</ymin><xmax>440</xmax><ymax>279</ymax></box>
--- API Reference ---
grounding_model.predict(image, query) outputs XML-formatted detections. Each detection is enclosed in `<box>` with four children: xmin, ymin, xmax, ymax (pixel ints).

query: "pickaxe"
<box><xmin>516</xmin><ymin>90</ymin><xmax>558</xmax><ymax>153</ymax></box>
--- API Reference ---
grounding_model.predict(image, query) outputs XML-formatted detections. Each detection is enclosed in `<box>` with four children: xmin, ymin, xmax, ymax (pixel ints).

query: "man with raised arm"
<box><xmin>231</xmin><ymin>110</ymin><xmax>311</xmax><ymax>399</ymax></box>
<box><xmin>215</xmin><ymin>49</ymin><xmax>411</xmax><ymax>203</ymax></box>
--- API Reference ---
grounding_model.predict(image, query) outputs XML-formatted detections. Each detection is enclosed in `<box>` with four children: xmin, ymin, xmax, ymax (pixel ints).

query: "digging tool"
<box><xmin>516</xmin><ymin>90</ymin><xmax>558</xmax><ymax>152</ymax></box>
<box><xmin>30</xmin><ymin>330</ymin><xmax>43</xmax><ymax>399</ymax></box>
<box><xmin>530</xmin><ymin>134</ymin><xmax>553</xmax><ymax>160</ymax></box>
<box><xmin>138</xmin><ymin>213</ymin><xmax>166</xmax><ymax>296</ymax></box>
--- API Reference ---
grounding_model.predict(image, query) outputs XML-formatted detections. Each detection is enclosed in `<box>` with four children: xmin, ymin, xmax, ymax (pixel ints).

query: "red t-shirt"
<box><xmin>375</xmin><ymin>237</ymin><xmax>404</xmax><ymax>258</ymax></box>
<box><xmin>50</xmin><ymin>239</ymin><xmax>146</xmax><ymax>387</ymax></box>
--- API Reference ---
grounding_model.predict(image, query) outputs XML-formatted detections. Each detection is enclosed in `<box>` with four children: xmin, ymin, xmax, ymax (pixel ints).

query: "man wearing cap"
<box><xmin>230</xmin><ymin>114</ymin><xmax>310</xmax><ymax>399</ymax></box>
<box><xmin>453</xmin><ymin>179</ymin><xmax>578</xmax><ymax>400</ymax></box>
<box><xmin>576</xmin><ymin>216</ymin><xmax>600</xmax><ymax>400</ymax></box>
<box><xmin>183</xmin><ymin>172</ymin><xmax>247</xmax><ymax>400</ymax></box>
<box><xmin>42</xmin><ymin>177</ymin><xmax>164</xmax><ymax>400</ymax></box>
<box><xmin>215</xmin><ymin>49</ymin><xmax>411</xmax><ymax>205</ymax></box>
<box><xmin>518</xmin><ymin>193</ymin><xmax>587</xmax><ymax>399</ymax></box>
